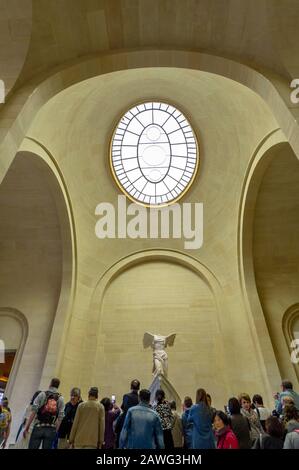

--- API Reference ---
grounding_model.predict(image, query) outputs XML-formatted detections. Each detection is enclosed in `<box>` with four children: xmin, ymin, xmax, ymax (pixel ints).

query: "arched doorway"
<box><xmin>0</xmin><ymin>150</ymin><xmax>74</xmax><ymax>440</ymax></box>
<box><xmin>240</xmin><ymin>133</ymin><xmax>299</xmax><ymax>388</ymax></box>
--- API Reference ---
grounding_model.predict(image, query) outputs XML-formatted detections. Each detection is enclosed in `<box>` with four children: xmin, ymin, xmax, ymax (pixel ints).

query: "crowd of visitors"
<box><xmin>1</xmin><ymin>378</ymin><xmax>299</xmax><ymax>449</ymax></box>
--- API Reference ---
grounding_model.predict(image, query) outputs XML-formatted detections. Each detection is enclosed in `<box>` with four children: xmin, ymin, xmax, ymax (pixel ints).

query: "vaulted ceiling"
<box><xmin>2</xmin><ymin>0</ymin><xmax>299</xmax><ymax>99</ymax></box>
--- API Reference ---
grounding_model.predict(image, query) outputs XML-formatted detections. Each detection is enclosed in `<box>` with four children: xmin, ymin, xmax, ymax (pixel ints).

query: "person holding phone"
<box><xmin>100</xmin><ymin>397</ymin><xmax>121</xmax><ymax>449</ymax></box>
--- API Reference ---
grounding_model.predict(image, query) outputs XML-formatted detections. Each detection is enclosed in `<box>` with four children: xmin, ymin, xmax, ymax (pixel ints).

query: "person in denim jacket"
<box><xmin>119</xmin><ymin>389</ymin><xmax>164</xmax><ymax>449</ymax></box>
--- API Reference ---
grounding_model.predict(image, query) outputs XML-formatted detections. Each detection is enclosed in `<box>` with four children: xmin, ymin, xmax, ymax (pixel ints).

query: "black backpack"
<box><xmin>37</xmin><ymin>391</ymin><xmax>60</xmax><ymax>425</ymax></box>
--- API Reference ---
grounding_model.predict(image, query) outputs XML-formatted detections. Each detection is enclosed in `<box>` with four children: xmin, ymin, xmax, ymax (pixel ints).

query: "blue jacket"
<box><xmin>119</xmin><ymin>402</ymin><xmax>164</xmax><ymax>449</ymax></box>
<box><xmin>182</xmin><ymin>408</ymin><xmax>193</xmax><ymax>449</ymax></box>
<box><xmin>188</xmin><ymin>403</ymin><xmax>215</xmax><ymax>449</ymax></box>
<box><xmin>275</xmin><ymin>389</ymin><xmax>299</xmax><ymax>414</ymax></box>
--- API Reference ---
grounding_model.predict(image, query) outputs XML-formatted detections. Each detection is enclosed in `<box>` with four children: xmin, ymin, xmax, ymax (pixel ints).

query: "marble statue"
<box><xmin>143</xmin><ymin>332</ymin><xmax>176</xmax><ymax>378</ymax></box>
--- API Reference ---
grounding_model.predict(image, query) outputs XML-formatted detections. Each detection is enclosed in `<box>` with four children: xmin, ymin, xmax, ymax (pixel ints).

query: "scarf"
<box><xmin>215</xmin><ymin>425</ymin><xmax>230</xmax><ymax>439</ymax></box>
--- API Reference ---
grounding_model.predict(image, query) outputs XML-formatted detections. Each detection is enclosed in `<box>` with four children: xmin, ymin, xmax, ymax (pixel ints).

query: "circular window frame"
<box><xmin>109</xmin><ymin>100</ymin><xmax>200</xmax><ymax>207</ymax></box>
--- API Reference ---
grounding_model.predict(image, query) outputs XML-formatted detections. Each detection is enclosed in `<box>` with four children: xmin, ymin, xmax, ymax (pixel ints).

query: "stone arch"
<box><xmin>84</xmin><ymin>249</ymin><xmax>230</xmax><ymax>405</ymax></box>
<box><xmin>0</xmin><ymin>143</ymin><xmax>75</xmax><ymax>439</ymax></box>
<box><xmin>90</xmin><ymin>248</ymin><xmax>223</xmax><ymax>323</ymax></box>
<box><xmin>16</xmin><ymin>138</ymin><xmax>77</xmax><ymax>387</ymax></box>
<box><xmin>1</xmin><ymin>49</ymin><xmax>298</xmax><ymax>185</ymax></box>
<box><xmin>239</xmin><ymin>129</ymin><xmax>299</xmax><ymax>389</ymax></box>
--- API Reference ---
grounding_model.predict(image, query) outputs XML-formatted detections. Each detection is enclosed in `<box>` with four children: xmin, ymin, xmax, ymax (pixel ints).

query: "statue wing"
<box><xmin>143</xmin><ymin>332</ymin><xmax>154</xmax><ymax>348</ymax></box>
<box><xmin>165</xmin><ymin>333</ymin><xmax>176</xmax><ymax>347</ymax></box>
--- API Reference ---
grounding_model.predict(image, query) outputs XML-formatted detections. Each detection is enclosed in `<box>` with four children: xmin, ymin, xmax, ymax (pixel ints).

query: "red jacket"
<box><xmin>217</xmin><ymin>427</ymin><xmax>239</xmax><ymax>449</ymax></box>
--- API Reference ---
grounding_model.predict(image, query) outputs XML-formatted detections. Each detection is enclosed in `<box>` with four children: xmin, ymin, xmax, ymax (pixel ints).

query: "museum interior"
<box><xmin>0</xmin><ymin>0</ymin><xmax>299</xmax><ymax>445</ymax></box>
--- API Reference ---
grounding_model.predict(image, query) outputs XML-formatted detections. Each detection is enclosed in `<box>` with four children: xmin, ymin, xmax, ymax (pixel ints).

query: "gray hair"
<box><xmin>70</xmin><ymin>387</ymin><xmax>81</xmax><ymax>397</ymax></box>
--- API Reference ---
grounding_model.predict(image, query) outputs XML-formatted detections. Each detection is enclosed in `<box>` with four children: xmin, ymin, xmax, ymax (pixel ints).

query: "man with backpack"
<box><xmin>23</xmin><ymin>378</ymin><xmax>65</xmax><ymax>449</ymax></box>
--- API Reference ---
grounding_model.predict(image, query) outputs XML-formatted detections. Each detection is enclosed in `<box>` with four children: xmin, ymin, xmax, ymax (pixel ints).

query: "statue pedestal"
<box><xmin>148</xmin><ymin>374</ymin><xmax>181</xmax><ymax>408</ymax></box>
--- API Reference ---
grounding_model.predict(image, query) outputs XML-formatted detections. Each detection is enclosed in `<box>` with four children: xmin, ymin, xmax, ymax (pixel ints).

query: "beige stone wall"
<box><xmin>15</xmin><ymin>67</ymin><xmax>285</xmax><ymax>410</ymax></box>
<box><xmin>0</xmin><ymin>315</ymin><xmax>23</xmax><ymax>349</ymax></box>
<box><xmin>253</xmin><ymin>144</ymin><xmax>299</xmax><ymax>383</ymax></box>
<box><xmin>13</xmin><ymin>0</ymin><xmax>299</xmax><ymax>87</ymax></box>
<box><xmin>0</xmin><ymin>0</ymin><xmax>32</xmax><ymax>98</ymax></box>
<box><xmin>98</xmin><ymin>260</ymin><xmax>226</xmax><ymax>407</ymax></box>
<box><xmin>1</xmin><ymin>65</ymin><xmax>299</xmax><ymax>441</ymax></box>
<box><xmin>0</xmin><ymin>0</ymin><xmax>298</xmax><ymax>445</ymax></box>
<box><xmin>1</xmin><ymin>49</ymin><xmax>298</xmax><ymax>179</ymax></box>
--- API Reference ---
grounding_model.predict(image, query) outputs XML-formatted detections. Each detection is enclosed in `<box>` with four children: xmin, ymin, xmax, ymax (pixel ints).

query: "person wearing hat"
<box><xmin>69</xmin><ymin>387</ymin><xmax>105</xmax><ymax>449</ymax></box>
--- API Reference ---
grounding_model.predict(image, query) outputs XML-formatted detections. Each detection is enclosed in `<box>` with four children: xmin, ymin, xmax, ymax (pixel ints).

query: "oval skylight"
<box><xmin>110</xmin><ymin>102</ymin><xmax>199</xmax><ymax>206</ymax></box>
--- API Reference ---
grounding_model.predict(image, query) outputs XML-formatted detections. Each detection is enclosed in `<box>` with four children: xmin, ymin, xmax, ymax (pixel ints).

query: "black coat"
<box><xmin>58</xmin><ymin>400</ymin><xmax>82</xmax><ymax>438</ymax></box>
<box><xmin>230</xmin><ymin>414</ymin><xmax>251</xmax><ymax>449</ymax></box>
<box><xmin>252</xmin><ymin>434</ymin><xmax>284</xmax><ymax>449</ymax></box>
<box><xmin>115</xmin><ymin>391</ymin><xmax>139</xmax><ymax>438</ymax></box>
<box><xmin>121</xmin><ymin>391</ymin><xmax>139</xmax><ymax>413</ymax></box>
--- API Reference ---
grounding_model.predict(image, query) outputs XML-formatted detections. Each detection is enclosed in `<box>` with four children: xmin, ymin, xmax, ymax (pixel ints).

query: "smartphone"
<box><xmin>111</xmin><ymin>394</ymin><xmax>116</xmax><ymax>404</ymax></box>
<box><xmin>224</xmin><ymin>405</ymin><xmax>229</xmax><ymax>414</ymax></box>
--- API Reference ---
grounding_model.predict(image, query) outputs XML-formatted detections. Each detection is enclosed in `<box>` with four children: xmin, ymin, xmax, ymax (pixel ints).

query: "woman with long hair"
<box><xmin>187</xmin><ymin>388</ymin><xmax>215</xmax><ymax>449</ymax></box>
<box><xmin>252</xmin><ymin>416</ymin><xmax>284</xmax><ymax>449</ymax></box>
<box><xmin>282</xmin><ymin>404</ymin><xmax>299</xmax><ymax>433</ymax></box>
<box><xmin>228</xmin><ymin>397</ymin><xmax>251</xmax><ymax>449</ymax></box>
<box><xmin>213</xmin><ymin>411</ymin><xmax>239</xmax><ymax>449</ymax></box>
<box><xmin>153</xmin><ymin>389</ymin><xmax>174</xmax><ymax>449</ymax></box>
